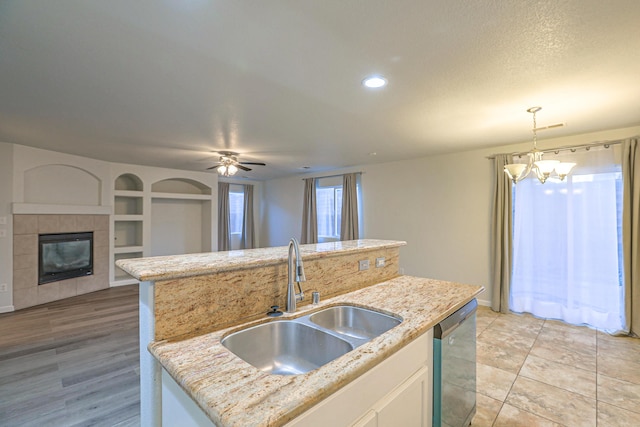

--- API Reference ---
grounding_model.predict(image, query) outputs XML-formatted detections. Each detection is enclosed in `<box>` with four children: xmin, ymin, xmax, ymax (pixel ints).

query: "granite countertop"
<box><xmin>116</xmin><ymin>239</ymin><xmax>405</xmax><ymax>282</ymax></box>
<box><xmin>149</xmin><ymin>275</ymin><xmax>484</xmax><ymax>427</ymax></box>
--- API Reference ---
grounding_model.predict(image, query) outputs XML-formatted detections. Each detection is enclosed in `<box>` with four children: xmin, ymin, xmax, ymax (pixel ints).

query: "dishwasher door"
<box><xmin>433</xmin><ymin>299</ymin><xmax>477</xmax><ymax>427</ymax></box>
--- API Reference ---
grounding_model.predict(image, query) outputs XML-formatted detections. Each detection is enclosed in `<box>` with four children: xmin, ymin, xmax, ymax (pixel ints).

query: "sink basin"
<box><xmin>309</xmin><ymin>305</ymin><xmax>402</xmax><ymax>340</ymax></box>
<box><xmin>221</xmin><ymin>320</ymin><xmax>353</xmax><ymax>375</ymax></box>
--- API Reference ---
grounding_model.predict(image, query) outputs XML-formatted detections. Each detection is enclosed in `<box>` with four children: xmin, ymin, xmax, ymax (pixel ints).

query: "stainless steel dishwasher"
<box><xmin>433</xmin><ymin>298</ymin><xmax>477</xmax><ymax>427</ymax></box>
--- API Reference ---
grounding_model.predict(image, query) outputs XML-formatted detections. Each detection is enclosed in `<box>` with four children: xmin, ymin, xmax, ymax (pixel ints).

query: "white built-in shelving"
<box><xmin>110</xmin><ymin>173</ymin><xmax>215</xmax><ymax>286</ymax></box>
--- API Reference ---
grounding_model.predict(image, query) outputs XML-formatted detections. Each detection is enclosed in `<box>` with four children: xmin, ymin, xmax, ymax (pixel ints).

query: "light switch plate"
<box><xmin>0</xmin><ymin>230</ymin><xmax>6</xmax><ymax>238</ymax></box>
<box><xmin>359</xmin><ymin>259</ymin><xmax>369</xmax><ymax>271</ymax></box>
<box><xmin>0</xmin><ymin>284</ymin><xmax>7</xmax><ymax>292</ymax></box>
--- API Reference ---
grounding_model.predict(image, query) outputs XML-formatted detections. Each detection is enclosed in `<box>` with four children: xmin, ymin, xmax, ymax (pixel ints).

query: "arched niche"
<box><xmin>24</xmin><ymin>164</ymin><xmax>101</xmax><ymax>205</ymax></box>
<box><xmin>115</xmin><ymin>173</ymin><xmax>143</xmax><ymax>191</ymax></box>
<box><xmin>151</xmin><ymin>178</ymin><xmax>211</xmax><ymax>195</ymax></box>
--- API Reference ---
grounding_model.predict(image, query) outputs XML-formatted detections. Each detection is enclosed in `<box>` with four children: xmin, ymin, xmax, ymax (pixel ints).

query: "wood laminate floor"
<box><xmin>0</xmin><ymin>285</ymin><xmax>140</xmax><ymax>427</ymax></box>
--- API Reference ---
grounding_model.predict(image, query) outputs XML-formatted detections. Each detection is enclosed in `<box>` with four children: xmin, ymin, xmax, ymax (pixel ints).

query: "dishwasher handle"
<box><xmin>434</xmin><ymin>299</ymin><xmax>477</xmax><ymax>339</ymax></box>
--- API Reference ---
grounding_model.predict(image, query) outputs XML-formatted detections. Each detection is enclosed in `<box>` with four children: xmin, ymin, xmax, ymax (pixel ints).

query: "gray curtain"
<box><xmin>301</xmin><ymin>178</ymin><xmax>317</xmax><ymax>244</ymax></box>
<box><xmin>340</xmin><ymin>173</ymin><xmax>359</xmax><ymax>240</ymax></box>
<box><xmin>622</xmin><ymin>137</ymin><xmax>640</xmax><ymax>336</ymax></box>
<box><xmin>241</xmin><ymin>184</ymin><xmax>255</xmax><ymax>249</ymax></box>
<box><xmin>217</xmin><ymin>182</ymin><xmax>230</xmax><ymax>251</ymax></box>
<box><xmin>490</xmin><ymin>154</ymin><xmax>513</xmax><ymax>313</ymax></box>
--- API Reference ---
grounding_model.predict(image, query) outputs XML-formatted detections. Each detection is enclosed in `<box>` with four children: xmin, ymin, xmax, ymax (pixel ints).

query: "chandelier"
<box><xmin>504</xmin><ymin>107</ymin><xmax>576</xmax><ymax>184</ymax></box>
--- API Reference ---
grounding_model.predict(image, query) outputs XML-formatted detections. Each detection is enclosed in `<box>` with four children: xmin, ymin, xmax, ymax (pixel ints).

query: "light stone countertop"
<box><xmin>116</xmin><ymin>239</ymin><xmax>405</xmax><ymax>282</ymax></box>
<box><xmin>149</xmin><ymin>275</ymin><xmax>484</xmax><ymax>427</ymax></box>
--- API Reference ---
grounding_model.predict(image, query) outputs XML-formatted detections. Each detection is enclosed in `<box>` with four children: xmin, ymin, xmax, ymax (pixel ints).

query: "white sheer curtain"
<box><xmin>510</xmin><ymin>146</ymin><xmax>625</xmax><ymax>331</ymax></box>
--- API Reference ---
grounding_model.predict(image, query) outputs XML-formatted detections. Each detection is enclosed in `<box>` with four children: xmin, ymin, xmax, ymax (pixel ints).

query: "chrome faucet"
<box><xmin>286</xmin><ymin>237</ymin><xmax>306</xmax><ymax>313</ymax></box>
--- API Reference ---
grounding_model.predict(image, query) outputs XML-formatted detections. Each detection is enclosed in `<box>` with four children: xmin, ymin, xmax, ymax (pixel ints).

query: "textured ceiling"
<box><xmin>1</xmin><ymin>1</ymin><xmax>639</xmax><ymax>180</ymax></box>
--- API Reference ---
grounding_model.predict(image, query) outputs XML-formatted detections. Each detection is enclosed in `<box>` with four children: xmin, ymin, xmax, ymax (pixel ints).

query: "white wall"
<box><xmin>0</xmin><ymin>143</ymin><xmax>14</xmax><ymax>312</ymax></box>
<box><xmin>260</xmin><ymin>175</ymin><xmax>304</xmax><ymax>248</ymax></box>
<box><xmin>12</xmin><ymin>144</ymin><xmax>111</xmax><ymax>207</ymax></box>
<box><xmin>261</xmin><ymin>126</ymin><xmax>640</xmax><ymax>306</ymax></box>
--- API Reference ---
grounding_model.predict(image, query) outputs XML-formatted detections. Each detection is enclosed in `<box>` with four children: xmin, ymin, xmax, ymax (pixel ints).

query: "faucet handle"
<box><xmin>312</xmin><ymin>292</ymin><xmax>320</xmax><ymax>305</ymax></box>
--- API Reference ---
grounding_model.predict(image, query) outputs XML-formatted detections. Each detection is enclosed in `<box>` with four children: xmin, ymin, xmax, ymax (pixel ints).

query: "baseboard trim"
<box><xmin>0</xmin><ymin>305</ymin><xmax>15</xmax><ymax>313</ymax></box>
<box><xmin>477</xmin><ymin>298</ymin><xmax>491</xmax><ymax>307</ymax></box>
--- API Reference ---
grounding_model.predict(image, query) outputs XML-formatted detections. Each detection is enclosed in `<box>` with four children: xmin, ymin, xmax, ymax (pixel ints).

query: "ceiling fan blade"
<box><xmin>239</xmin><ymin>162</ymin><xmax>266</xmax><ymax>166</ymax></box>
<box><xmin>236</xmin><ymin>164</ymin><xmax>252</xmax><ymax>171</ymax></box>
<box><xmin>206</xmin><ymin>165</ymin><xmax>222</xmax><ymax>170</ymax></box>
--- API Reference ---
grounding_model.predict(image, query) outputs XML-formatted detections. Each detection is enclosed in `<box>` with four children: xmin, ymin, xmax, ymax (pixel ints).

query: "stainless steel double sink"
<box><xmin>221</xmin><ymin>305</ymin><xmax>403</xmax><ymax>375</ymax></box>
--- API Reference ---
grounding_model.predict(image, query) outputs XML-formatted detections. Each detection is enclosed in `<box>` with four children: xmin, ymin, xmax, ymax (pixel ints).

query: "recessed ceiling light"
<box><xmin>362</xmin><ymin>75</ymin><xmax>387</xmax><ymax>89</ymax></box>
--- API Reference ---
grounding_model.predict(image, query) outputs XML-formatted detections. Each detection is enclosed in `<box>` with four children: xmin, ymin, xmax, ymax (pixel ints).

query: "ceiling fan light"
<box><xmin>217</xmin><ymin>164</ymin><xmax>238</xmax><ymax>177</ymax></box>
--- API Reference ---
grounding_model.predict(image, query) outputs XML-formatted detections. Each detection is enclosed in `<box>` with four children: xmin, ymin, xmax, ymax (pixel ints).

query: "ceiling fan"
<box><xmin>206</xmin><ymin>151</ymin><xmax>266</xmax><ymax>177</ymax></box>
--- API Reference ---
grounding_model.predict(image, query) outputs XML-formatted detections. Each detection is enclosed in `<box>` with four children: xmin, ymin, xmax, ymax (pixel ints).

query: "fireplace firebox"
<box><xmin>38</xmin><ymin>232</ymin><xmax>94</xmax><ymax>285</ymax></box>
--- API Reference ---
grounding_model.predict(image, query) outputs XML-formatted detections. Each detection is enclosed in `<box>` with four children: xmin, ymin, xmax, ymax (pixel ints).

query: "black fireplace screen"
<box><xmin>38</xmin><ymin>232</ymin><xmax>93</xmax><ymax>285</ymax></box>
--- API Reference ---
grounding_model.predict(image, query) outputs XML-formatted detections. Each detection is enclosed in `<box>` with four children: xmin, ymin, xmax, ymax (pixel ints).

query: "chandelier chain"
<box><xmin>532</xmin><ymin>109</ymin><xmax>537</xmax><ymax>149</ymax></box>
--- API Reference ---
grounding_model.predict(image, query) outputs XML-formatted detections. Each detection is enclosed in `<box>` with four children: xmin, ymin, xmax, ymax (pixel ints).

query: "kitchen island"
<box><xmin>116</xmin><ymin>240</ymin><xmax>483</xmax><ymax>427</ymax></box>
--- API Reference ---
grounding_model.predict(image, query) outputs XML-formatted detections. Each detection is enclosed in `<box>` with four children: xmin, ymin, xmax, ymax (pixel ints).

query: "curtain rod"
<box><xmin>486</xmin><ymin>139</ymin><xmax>623</xmax><ymax>160</ymax></box>
<box><xmin>301</xmin><ymin>171</ymin><xmax>363</xmax><ymax>180</ymax></box>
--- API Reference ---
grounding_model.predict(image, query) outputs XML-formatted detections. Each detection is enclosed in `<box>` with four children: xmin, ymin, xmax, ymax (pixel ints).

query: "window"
<box><xmin>229</xmin><ymin>187</ymin><xmax>244</xmax><ymax>236</ymax></box>
<box><xmin>317</xmin><ymin>185</ymin><xmax>342</xmax><ymax>240</ymax></box>
<box><xmin>510</xmin><ymin>149</ymin><xmax>624</xmax><ymax>331</ymax></box>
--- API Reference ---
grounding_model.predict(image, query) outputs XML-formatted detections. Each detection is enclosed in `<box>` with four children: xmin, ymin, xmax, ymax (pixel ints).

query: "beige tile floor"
<box><xmin>472</xmin><ymin>306</ymin><xmax>640</xmax><ymax>427</ymax></box>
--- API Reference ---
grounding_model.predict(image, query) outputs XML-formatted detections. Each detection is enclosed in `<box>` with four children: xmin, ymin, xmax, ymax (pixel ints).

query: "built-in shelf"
<box><xmin>151</xmin><ymin>178</ymin><xmax>211</xmax><ymax>195</ymax></box>
<box><xmin>114</xmin><ymin>189</ymin><xmax>144</xmax><ymax>196</ymax></box>
<box><xmin>114</xmin><ymin>245</ymin><xmax>145</xmax><ymax>254</ymax></box>
<box><xmin>114</xmin><ymin>220</ymin><xmax>143</xmax><ymax>247</ymax></box>
<box><xmin>114</xmin><ymin>214</ymin><xmax>144</xmax><ymax>221</ymax></box>
<box><xmin>111</xmin><ymin>173</ymin><xmax>214</xmax><ymax>286</ymax></box>
<box><xmin>114</xmin><ymin>251</ymin><xmax>143</xmax><ymax>283</ymax></box>
<box><xmin>151</xmin><ymin>192</ymin><xmax>212</xmax><ymax>201</ymax></box>
<box><xmin>115</xmin><ymin>174</ymin><xmax>144</xmax><ymax>191</ymax></box>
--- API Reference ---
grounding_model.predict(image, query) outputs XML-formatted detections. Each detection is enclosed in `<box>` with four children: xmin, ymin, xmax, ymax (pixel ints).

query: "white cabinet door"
<box><xmin>287</xmin><ymin>331</ymin><xmax>432</xmax><ymax>427</ymax></box>
<box><xmin>376</xmin><ymin>366</ymin><xmax>430</xmax><ymax>427</ymax></box>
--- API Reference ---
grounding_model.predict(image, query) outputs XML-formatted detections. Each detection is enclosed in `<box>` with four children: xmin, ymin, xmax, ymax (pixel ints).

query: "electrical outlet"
<box><xmin>0</xmin><ymin>216</ymin><xmax>6</xmax><ymax>225</ymax></box>
<box><xmin>358</xmin><ymin>259</ymin><xmax>369</xmax><ymax>271</ymax></box>
<box><xmin>0</xmin><ymin>284</ymin><xmax>7</xmax><ymax>293</ymax></box>
<box><xmin>0</xmin><ymin>230</ymin><xmax>6</xmax><ymax>238</ymax></box>
<box><xmin>375</xmin><ymin>257</ymin><xmax>385</xmax><ymax>268</ymax></box>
